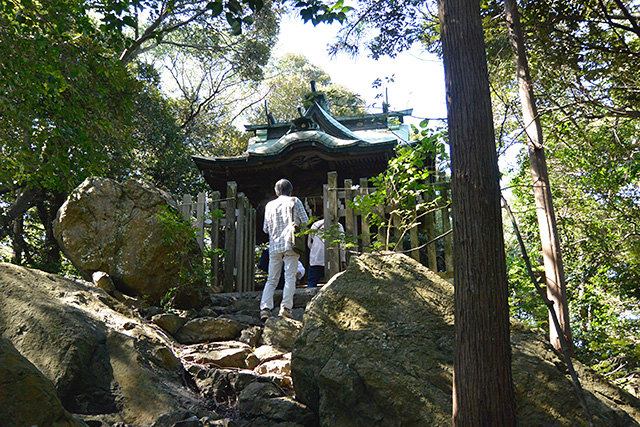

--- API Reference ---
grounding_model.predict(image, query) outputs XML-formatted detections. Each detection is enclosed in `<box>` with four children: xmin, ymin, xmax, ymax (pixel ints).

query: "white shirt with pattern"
<box><xmin>308</xmin><ymin>219</ymin><xmax>346</xmax><ymax>267</ymax></box>
<box><xmin>263</xmin><ymin>195</ymin><xmax>309</xmax><ymax>255</ymax></box>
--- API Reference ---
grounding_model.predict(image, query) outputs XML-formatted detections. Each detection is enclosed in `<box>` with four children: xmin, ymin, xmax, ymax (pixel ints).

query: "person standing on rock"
<box><xmin>260</xmin><ymin>178</ymin><xmax>309</xmax><ymax>321</ymax></box>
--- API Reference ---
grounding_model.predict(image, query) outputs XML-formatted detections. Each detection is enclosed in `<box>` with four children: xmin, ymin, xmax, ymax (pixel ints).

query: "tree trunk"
<box><xmin>0</xmin><ymin>186</ymin><xmax>39</xmax><ymax>240</ymax></box>
<box><xmin>36</xmin><ymin>192</ymin><xmax>66</xmax><ymax>272</ymax></box>
<box><xmin>439</xmin><ymin>0</ymin><xmax>516</xmax><ymax>425</ymax></box>
<box><xmin>11</xmin><ymin>217</ymin><xmax>26</xmax><ymax>265</ymax></box>
<box><xmin>504</xmin><ymin>0</ymin><xmax>573</xmax><ymax>354</ymax></box>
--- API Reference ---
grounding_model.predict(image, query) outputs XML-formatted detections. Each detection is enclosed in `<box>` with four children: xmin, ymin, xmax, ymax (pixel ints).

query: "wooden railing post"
<box><xmin>426</xmin><ymin>191</ymin><xmax>438</xmax><ymax>271</ymax></box>
<box><xmin>209</xmin><ymin>191</ymin><xmax>221</xmax><ymax>291</ymax></box>
<box><xmin>326</xmin><ymin>172</ymin><xmax>340</xmax><ymax>278</ymax></box>
<box><xmin>410</xmin><ymin>207</ymin><xmax>420</xmax><ymax>262</ymax></box>
<box><xmin>180</xmin><ymin>194</ymin><xmax>192</xmax><ymax>221</ymax></box>
<box><xmin>224</xmin><ymin>182</ymin><xmax>237</xmax><ymax>293</ymax></box>
<box><xmin>236</xmin><ymin>192</ymin><xmax>246</xmax><ymax>292</ymax></box>
<box><xmin>195</xmin><ymin>192</ymin><xmax>206</xmax><ymax>250</ymax></box>
<box><xmin>359</xmin><ymin>178</ymin><xmax>371</xmax><ymax>251</ymax></box>
<box><xmin>392</xmin><ymin>208</ymin><xmax>402</xmax><ymax>251</ymax></box>
<box><xmin>344</xmin><ymin>179</ymin><xmax>356</xmax><ymax>264</ymax></box>
<box><xmin>248</xmin><ymin>199</ymin><xmax>256</xmax><ymax>291</ymax></box>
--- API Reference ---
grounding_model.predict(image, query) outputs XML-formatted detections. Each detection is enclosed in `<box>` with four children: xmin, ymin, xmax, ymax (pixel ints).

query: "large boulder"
<box><xmin>292</xmin><ymin>253</ymin><xmax>640</xmax><ymax>427</ymax></box>
<box><xmin>53</xmin><ymin>177</ymin><xmax>202</xmax><ymax>305</ymax></box>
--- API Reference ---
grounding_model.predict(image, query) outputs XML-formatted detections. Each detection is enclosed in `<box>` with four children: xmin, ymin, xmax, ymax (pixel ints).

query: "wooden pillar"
<box><xmin>242</xmin><ymin>195</ymin><xmax>253</xmax><ymax>292</ymax></box>
<box><xmin>344</xmin><ymin>179</ymin><xmax>355</xmax><ymax>264</ymax></box>
<box><xmin>326</xmin><ymin>172</ymin><xmax>340</xmax><ymax>278</ymax></box>
<box><xmin>236</xmin><ymin>192</ymin><xmax>246</xmax><ymax>292</ymax></box>
<box><xmin>427</xmin><ymin>192</ymin><xmax>438</xmax><ymax>271</ymax></box>
<box><xmin>180</xmin><ymin>194</ymin><xmax>192</xmax><ymax>221</ymax></box>
<box><xmin>249</xmin><ymin>202</ymin><xmax>256</xmax><ymax>291</ymax></box>
<box><xmin>195</xmin><ymin>192</ymin><xmax>206</xmax><ymax>251</ymax></box>
<box><xmin>359</xmin><ymin>177</ymin><xmax>371</xmax><ymax>252</ymax></box>
<box><xmin>210</xmin><ymin>191</ymin><xmax>221</xmax><ymax>291</ymax></box>
<box><xmin>223</xmin><ymin>181</ymin><xmax>237</xmax><ymax>293</ymax></box>
<box><xmin>377</xmin><ymin>202</ymin><xmax>388</xmax><ymax>251</ymax></box>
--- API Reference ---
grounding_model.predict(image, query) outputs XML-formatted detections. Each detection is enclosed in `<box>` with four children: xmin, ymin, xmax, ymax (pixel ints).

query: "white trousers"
<box><xmin>260</xmin><ymin>249</ymin><xmax>299</xmax><ymax>311</ymax></box>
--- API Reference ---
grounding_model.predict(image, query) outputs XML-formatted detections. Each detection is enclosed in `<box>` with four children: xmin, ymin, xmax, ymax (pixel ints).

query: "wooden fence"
<box><xmin>320</xmin><ymin>171</ymin><xmax>453</xmax><ymax>280</ymax></box>
<box><xmin>177</xmin><ymin>171</ymin><xmax>453</xmax><ymax>294</ymax></box>
<box><xmin>177</xmin><ymin>182</ymin><xmax>256</xmax><ymax>293</ymax></box>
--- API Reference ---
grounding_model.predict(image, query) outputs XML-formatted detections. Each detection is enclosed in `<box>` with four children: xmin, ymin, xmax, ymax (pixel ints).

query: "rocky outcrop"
<box><xmin>3</xmin><ymin>251</ymin><xmax>639</xmax><ymax>426</ymax></box>
<box><xmin>0</xmin><ymin>262</ymin><xmax>203</xmax><ymax>424</ymax></box>
<box><xmin>291</xmin><ymin>252</ymin><xmax>640</xmax><ymax>427</ymax></box>
<box><xmin>0</xmin><ymin>338</ymin><xmax>84</xmax><ymax>427</ymax></box>
<box><xmin>53</xmin><ymin>177</ymin><xmax>202</xmax><ymax>305</ymax></box>
<box><xmin>0</xmin><ymin>262</ymin><xmax>313</xmax><ymax>426</ymax></box>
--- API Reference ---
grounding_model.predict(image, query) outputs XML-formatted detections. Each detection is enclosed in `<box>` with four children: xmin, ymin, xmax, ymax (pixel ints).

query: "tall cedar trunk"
<box><xmin>439</xmin><ymin>0</ymin><xmax>516</xmax><ymax>425</ymax></box>
<box><xmin>504</xmin><ymin>0</ymin><xmax>573</xmax><ymax>354</ymax></box>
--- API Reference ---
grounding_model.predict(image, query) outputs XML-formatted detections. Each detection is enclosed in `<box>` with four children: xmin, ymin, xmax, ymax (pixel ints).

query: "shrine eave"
<box><xmin>192</xmin><ymin>138</ymin><xmax>396</xmax><ymax>196</ymax></box>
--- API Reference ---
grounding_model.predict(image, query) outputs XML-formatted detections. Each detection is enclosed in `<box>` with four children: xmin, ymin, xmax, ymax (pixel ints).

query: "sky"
<box><xmin>273</xmin><ymin>13</ymin><xmax>448</xmax><ymax>129</ymax></box>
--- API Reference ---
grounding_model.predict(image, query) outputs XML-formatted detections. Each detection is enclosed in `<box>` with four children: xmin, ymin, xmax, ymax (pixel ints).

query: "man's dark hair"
<box><xmin>275</xmin><ymin>178</ymin><xmax>293</xmax><ymax>196</ymax></box>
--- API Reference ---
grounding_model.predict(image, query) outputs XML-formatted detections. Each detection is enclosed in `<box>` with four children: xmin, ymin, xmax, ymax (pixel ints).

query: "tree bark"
<box><xmin>11</xmin><ymin>217</ymin><xmax>26</xmax><ymax>265</ymax></box>
<box><xmin>504</xmin><ymin>0</ymin><xmax>573</xmax><ymax>354</ymax></box>
<box><xmin>439</xmin><ymin>0</ymin><xmax>516</xmax><ymax>425</ymax></box>
<box><xmin>0</xmin><ymin>187</ymin><xmax>39</xmax><ymax>240</ymax></box>
<box><xmin>36</xmin><ymin>192</ymin><xmax>65</xmax><ymax>272</ymax></box>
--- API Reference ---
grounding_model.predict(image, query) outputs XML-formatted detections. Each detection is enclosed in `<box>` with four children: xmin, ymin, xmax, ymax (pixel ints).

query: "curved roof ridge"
<box><xmin>305</xmin><ymin>101</ymin><xmax>363</xmax><ymax>141</ymax></box>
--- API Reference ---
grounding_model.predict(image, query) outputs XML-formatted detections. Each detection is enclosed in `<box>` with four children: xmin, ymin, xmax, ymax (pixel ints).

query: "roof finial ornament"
<box><xmin>307</xmin><ymin>80</ymin><xmax>329</xmax><ymax>112</ymax></box>
<box><xmin>265</xmin><ymin>101</ymin><xmax>276</xmax><ymax>125</ymax></box>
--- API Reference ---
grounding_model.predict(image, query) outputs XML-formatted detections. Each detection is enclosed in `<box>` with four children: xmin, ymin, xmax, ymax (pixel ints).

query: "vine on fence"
<box><xmin>352</xmin><ymin>120</ymin><xmax>449</xmax><ymax>251</ymax></box>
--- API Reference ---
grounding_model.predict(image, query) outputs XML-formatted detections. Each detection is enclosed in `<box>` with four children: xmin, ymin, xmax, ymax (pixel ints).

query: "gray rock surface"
<box><xmin>0</xmin><ymin>262</ymin><xmax>203</xmax><ymax>425</ymax></box>
<box><xmin>53</xmin><ymin>177</ymin><xmax>202</xmax><ymax>305</ymax></box>
<box><xmin>292</xmin><ymin>252</ymin><xmax>640</xmax><ymax>427</ymax></box>
<box><xmin>238</xmin><ymin>382</ymin><xmax>317</xmax><ymax>426</ymax></box>
<box><xmin>175</xmin><ymin>317</ymin><xmax>244</xmax><ymax>344</ymax></box>
<box><xmin>3</xmin><ymin>251</ymin><xmax>639</xmax><ymax>427</ymax></box>
<box><xmin>181</xmin><ymin>341</ymin><xmax>259</xmax><ymax>369</ymax></box>
<box><xmin>152</xmin><ymin>313</ymin><xmax>189</xmax><ymax>336</ymax></box>
<box><xmin>0</xmin><ymin>337</ymin><xmax>84</xmax><ymax>427</ymax></box>
<box><xmin>260</xmin><ymin>316</ymin><xmax>303</xmax><ymax>352</ymax></box>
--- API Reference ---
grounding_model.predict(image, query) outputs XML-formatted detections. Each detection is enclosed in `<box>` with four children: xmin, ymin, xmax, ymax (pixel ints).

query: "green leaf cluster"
<box><xmin>245</xmin><ymin>53</ymin><xmax>366</xmax><ymax>125</ymax></box>
<box><xmin>353</xmin><ymin>121</ymin><xmax>449</xmax><ymax>251</ymax></box>
<box><xmin>294</xmin><ymin>0</ymin><xmax>352</xmax><ymax>26</ymax></box>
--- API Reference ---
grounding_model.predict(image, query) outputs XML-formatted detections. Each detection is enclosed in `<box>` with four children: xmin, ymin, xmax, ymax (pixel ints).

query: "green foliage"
<box><xmin>1</xmin><ymin>0</ymin><xmax>276</xmax><ymax>269</ymax></box>
<box><xmin>145</xmin><ymin>2</ymin><xmax>279</xmax><ymax>156</ymax></box>
<box><xmin>294</xmin><ymin>0</ymin><xmax>353</xmax><ymax>26</ymax></box>
<box><xmin>353</xmin><ymin>121</ymin><xmax>449</xmax><ymax>251</ymax></box>
<box><xmin>0</xmin><ymin>0</ymin><xmax>143</xmax><ymax>270</ymax></box>
<box><xmin>127</xmin><ymin>69</ymin><xmax>208</xmax><ymax>194</ymax></box>
<box><xmin>0</xmin><ymin>0</ymin><xmax>139</xmax><ymax>195</ymax></box>
<box><xmin>505</xmin><ymin>114</ymin><xmax>640</xmax><ymax>389</ymax></box>
<box><xmin>156</xmin><ymin>206</ymin><xmax>209</xmax><ymax>308</ymax></box>
<box><xmin>305</xmin><ymin>0</ymin><xmax>435</xmax><ymax>59</ymax></box>
<box><xmin>245</xmin><ymin>53</ymin><xmax>366</xmax><ymax>125</ymax></box>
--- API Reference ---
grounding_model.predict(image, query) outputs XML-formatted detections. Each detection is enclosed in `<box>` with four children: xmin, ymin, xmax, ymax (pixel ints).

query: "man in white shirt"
<box><xmin>260</xmin><ymin>178</ymin><xmax>309</xmax><ymax>320</ymax></box>
<box><xmin>307</xmin><ymin>217</ymin><xmax>346</xmax><ymax>287</ymax></box>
